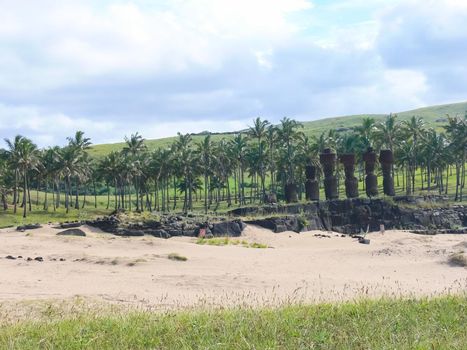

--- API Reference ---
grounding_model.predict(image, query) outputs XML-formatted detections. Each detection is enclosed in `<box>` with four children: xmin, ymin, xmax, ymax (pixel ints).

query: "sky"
<box><xmin>0</xmin><ymin>0</ymin><xmax>466</xmax><ymax>146</ymax></box>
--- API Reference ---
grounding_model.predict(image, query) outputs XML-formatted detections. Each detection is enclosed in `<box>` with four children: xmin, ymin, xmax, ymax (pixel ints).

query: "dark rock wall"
<box><xmin>232</xmin><ymin>197</ymin><xmax>466</xmax><ymax>234</ymax></box>
<box><xmin>87</xmin><ymin>214</ymin><xmax>246</xmax><ymax>238</ymax></box>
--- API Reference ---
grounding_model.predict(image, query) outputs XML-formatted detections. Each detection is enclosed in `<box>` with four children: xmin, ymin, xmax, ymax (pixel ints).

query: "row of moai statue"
<box><xmin>305</xmin><ymin>148</ymin><xmax>395</xmax><ymax>201</ymax></box>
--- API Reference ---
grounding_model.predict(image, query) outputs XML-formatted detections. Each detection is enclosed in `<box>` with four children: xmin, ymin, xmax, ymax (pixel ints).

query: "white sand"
<box><xmin>0</xmin><ymin>224</ymin><xmax>466</xmax><ymax>310</ymax></box>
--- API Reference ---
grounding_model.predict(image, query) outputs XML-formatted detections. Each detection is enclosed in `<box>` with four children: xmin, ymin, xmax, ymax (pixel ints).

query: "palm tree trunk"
<box><xmin>56</xmin><ymin>179</ymin><xmax>60</xmax><ymax>208</ymax></box>
<box><xmin>204</xmin><ymin>172</ymin><xmax>208</xmax><ymax>214</ymax></box>
<box><xmin>241</xmin><ymin>165</ymin><xmax>245</xmax><ymax>205</ymax></box>
<box><xmin>13</xmin><ymin>169</ymin><xmax>18</xmax><ymax>214</ymax></box>
<box><xmin>1</xmin><ymin>194</ymin><xmax>8</xmax><ymax>211</ymax></box>
<box><xmin>27</xmin><ymin>181</ymin><xmax>32</xmax><ymax>211</ymax></box>
<box><xmin>82</xmin><ymin>186</ymin><xmax>87</xmax><ymax>208</ymax></box>
<box><xmin>129</xmin><ymin>186</ymin><xmax>132</xmax><ymax>211</ymax></box>
<box><xmin>445</xmin><ymin>166</ymin><xmax>449</xmax><ymax>195</ymax></box>
<box><xmin>172</xmin><ymin>176</ymin><xmax>177</xmax><ymax>211</ymax></box>
<box><xmin>65</xmin><ymin>177</ymin><xmax>70</xmax><ymax>213</ymax></box>
<box><xmin>135</xmin><ymin>179</ymin><xmax>139</xmax><ymax>211</ymax></box>
<box><xmin>23</xmin><ymin>173</ymin><xmax>28</xmax><ymax>218</ymax></box>
<box><xmin>52</xmin><ymin>182</ymin><xmax>56</xmax><ymax>211</ymax></box>
<box><xmin>188</xmin><ymin>177</ymin><xmax>193</xmax><ymax>211</ymax></box>
<box><xmin>106</xmin><ymin>182</ymin><xmax>110</xmax><ymax>209</ymax></box>
<box><xmin>114</xmin><ymin>179</ymin><xmax>118</xmax><ymax>210</ymax></box>
<box><xmin>44</xmin><ymin>181</ymin><xmax>48</xmax><ymax>210</ymax></box>
<box><xmin>75</xmin><ymin>180</ymin><xmax>79</xmax><ymax>209</ymax></box>
<box><xmin>226</xmin><ymin>177</ymin><xmax>231</xmax><ymax>207</ymax></box>
<box><xmin>93</xmin><ymin>180</ymin><xmax>97</xmax><ymax>208</ymax></box>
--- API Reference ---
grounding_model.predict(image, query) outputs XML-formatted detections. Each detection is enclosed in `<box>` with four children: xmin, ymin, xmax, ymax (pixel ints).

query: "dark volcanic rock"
<box><xmin>231</xmin><ymin>197</ymin><xmax>466</xmax><ymax>234</ymax></box>
<box><xmin>16</xmin><ymin>224</ymin><xmax>42</xmax><ymax>231</ymax></box>
<box><xmin>57</xmin><ymin>229</ymin><xmax>86</xmax><ymax>237</ymax></box>
<box><xmin>115</xmin><ymin>228</ymin><xmax>145</xmax><ymax>237</ymax></box>
<box><xmin>146</xmin><ymin>229</ymin><xmax>171</xmax><ymax>239</ymax></box>
<box><xmin>60</xmin><ymin>222</ymin><xmax>82</xmax><ymax>229</ymax></box>
<box><xmin>211</xmin><ymin>220</ymin><xmax>245</xmax><ymax>237</ymax></box>
<box><xmin>86</xmin><ymin>216</ymin><xmax>120</xmax><ymax>233</ymax></box>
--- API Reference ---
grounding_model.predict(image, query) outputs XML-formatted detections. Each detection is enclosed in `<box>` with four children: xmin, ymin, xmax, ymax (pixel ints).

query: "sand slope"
<box><xmin>0</xmin><ymin>224</ymin><xmax>466</xmax><ymax>309</ymax></box>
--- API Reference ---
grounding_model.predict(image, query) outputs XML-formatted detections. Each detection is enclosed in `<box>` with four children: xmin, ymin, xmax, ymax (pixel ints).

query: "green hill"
<box><xmin>89</xmin><ymin>101</ymin><xmax>467</xmax><ymax>158</ymax></box>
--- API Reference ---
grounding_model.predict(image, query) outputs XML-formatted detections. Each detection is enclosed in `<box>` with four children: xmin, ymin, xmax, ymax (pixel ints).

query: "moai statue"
<box><xmin>319</xmin><ymin>148</ymin><xmax>338</xmax><ymax>200</ymax></box>
<box><xmin>379</xmin><ymin>150</ymin><xmax>395</xmax><ymax>196</ymax></box>
<box><xmin>305</xmin><ymin>165</ymin><xmax>319</xmax><ymax>201</ymax></box>
<box><xmin>340</xmin><ymin>154</ymin><xmax>359</xmax><ymax>198</ymax></box>
<box><xmin>284</xmin><ymin>183</ymin><xmax>298</xmax><ymax>203</ymax></box>
<box><xmin>363</xmin><ymin>147</ymin><xmax>378</xmax><ymax>197</ymax></box>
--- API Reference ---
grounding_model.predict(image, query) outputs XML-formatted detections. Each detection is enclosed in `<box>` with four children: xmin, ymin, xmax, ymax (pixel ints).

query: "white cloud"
<box><xmin>0</xmin><ymin>0</ymin><xmax>466</xmax><ymax>147</ymax></box>
<box><xmin>0</xmin><ymin>0</ymin><xmax>313</xmax><ymax>83</ymax></box>
<box><xmin>0</xmin><ymin>103</ymin><xmax>115</xmax><ymax>146</ymax></box>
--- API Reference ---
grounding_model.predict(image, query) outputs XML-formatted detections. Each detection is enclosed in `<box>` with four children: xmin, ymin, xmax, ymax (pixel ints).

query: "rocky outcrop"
<box><xmin>16</xmin><ymin>224</ymin><xmax>42</xmax><ymax>231</ymax></box>
<box><xmin>57</xmin><ymin>229</ymin><xmax>86</xmax><ymax>237</ymax></box>
<box><xmin>86</xmin><ymin>212</ymin><xmax>246</xmax><ymax>238</ymax></box>
<box><xmin>232</xmin><ymin>196</ymin><xmax>466</xmax><ymax>234</ymax></box>
<box><xmin>59</xmin><ymin>222</ymin><xmax>83</xmax><ymax>229</ymax></box>
<box><xmin>211</xmin><ymin>220</ymin><xmax>246</xmax><ymax>237</ymax></box>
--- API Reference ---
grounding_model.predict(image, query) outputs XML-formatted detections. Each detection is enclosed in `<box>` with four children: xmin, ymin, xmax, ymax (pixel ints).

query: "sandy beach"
<box><xmin>0</xmin><ymin>224</ymin><xmax>466</xmax><ymax>311</ymax></box>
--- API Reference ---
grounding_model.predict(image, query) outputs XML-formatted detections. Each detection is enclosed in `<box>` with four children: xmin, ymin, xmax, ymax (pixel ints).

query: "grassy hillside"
<box><xmin>89</xmin><ymin>101</ymin><xmax>467</xmax><ymax>158</ymax></box>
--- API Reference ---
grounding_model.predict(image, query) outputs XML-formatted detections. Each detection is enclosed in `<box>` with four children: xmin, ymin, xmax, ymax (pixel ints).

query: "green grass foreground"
<box><xmin>1</xmin><ymin>296</ymin><xmax>466</xmax><ymax>349</ymax></box>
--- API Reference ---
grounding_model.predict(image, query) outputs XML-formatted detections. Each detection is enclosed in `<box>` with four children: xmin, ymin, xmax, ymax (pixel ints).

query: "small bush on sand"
<box><xmin>168</xmin><ymin>253</ymin><xmax>187</xmax><ymax>261</ymax></box>
<box><xmin>448</xmin><ymin>251</ymin><xmax>467</xmax><ymax>267</ymax></box>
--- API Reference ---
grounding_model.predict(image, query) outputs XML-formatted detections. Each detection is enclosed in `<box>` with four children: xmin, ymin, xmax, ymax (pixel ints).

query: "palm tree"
<box><xmin>229</xmin><ymin>134</ymin><xmax>248</xmax><ymax>205</ymax></box>
<box><xmin>402</xmin><ymin>116</ymin><xmax>425</xmax><ymax>193</ymax></box>
<box><xmin>67</xmin><ymin>131</ymin><xmax>92</xmax><ymax>152</ymax></box>
<box><xmin>420</xmin><ymin>129</ymin><xmax>448</xmax><ymax>193</ymax></box>
<box><xmin>4</xmin><ymin>135</ymin><xmax>24</xmax><ymax>214</ymax></box>
<box><xmin>356</xmin><ymin>117</ymin><xmax>376</xmax><ymax>149</ymax></box>
<box><xmin>123</xmin><ymin>133</ymin><xmax>147</xmax><ymax>211</ymax></box>
<box><xmin>65</xmin><ymin>131</ymin><xmax>92</xmax><ymax>209</ymax></box>
<box><xmin>0</xmin><ymin>151</ymin><xmax>12</xmax><ymax>211</ymax></box>
<box><xmin>375</xmin><ymin>114</ymin><xmax>399</xmax><ymax>152</ymax></box>
<box><xmin>395</xmin><ymin>140</ymin><xmax>414</xmax><ymax>195</ymax></box>
<box><xmin>175</xmin><ymin>133</ymin><xmax>199</xmax><ymax>212</ymax></box>
<box><xmin>197</xmin><ymin>135</ymin><xmax>213</xmax><ymax>213</ymax></box>
<box><xmin>59</xmin><ymin>145</ymin><xmax>83</xmax><ymax>213</ymax></box>
<box><xmin>265</xmin><ymin>125</ymin><xmax>278</xmax><ymax>193</ymax></box>
<box><xmin>248</xmin><ymin>117</ymin><xmax>270</xmax><ymax>202</ymax></box>
<box><xmin>276</xmin><ymin>117</ymin><xmax>303</xmax><ymax>186</ymax></box>
<box><xmin>16</xmin><ymin>137</ymin><xmax>39</xmax><ymax>218</ymax></box>
<box><xmin>215</xmin><ymin>139</ymin><xmax>233</xmax><ymax>207</ymax></box>
<box><xmin>41</xmin><ymin>147</ymin><xmax>61</xmax><ymax>210</ymax></box>
<box><xmin>444</xmin><ymin>114</ymin><xmax>467</xmax><ymax>201</ymax></box>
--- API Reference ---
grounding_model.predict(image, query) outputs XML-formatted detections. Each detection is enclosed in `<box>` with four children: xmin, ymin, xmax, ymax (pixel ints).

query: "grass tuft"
<box><xmin>448</xmin><ymin>252</ymin><xmax>467</xmax><ymax>267</ymax></box>
<box><xmin>167</xmin><ymin>253</ymin><xmax>187</xmax><ymax>261</ymax></box>
<box><xmin>196</xmin><ymin>237</ymin><xmax>270</xmax><ymax>248</ymax></box>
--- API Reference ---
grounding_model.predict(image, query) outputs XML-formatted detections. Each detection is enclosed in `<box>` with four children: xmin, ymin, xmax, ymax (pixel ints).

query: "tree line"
<box><xmin>0</xmin><ymin>114</ymin><xmax>466</xmax><ymax>218</ymax></box>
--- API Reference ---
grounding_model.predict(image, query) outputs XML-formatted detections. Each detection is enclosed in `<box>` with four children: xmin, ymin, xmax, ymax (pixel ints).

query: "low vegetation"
<box><xmin>448</xmin><ymin>251</ymin><xmax>467</xmax><ymax>267</ymax></box>
<box><xmin>0</xmin><ymin>296</ymin><xmax>465</xmax><ymax>349</ymax></box>
<box><xmin>167</xmin><ymin>253</ymin><xmax>187</xmax><ymax>261</ymax></box>
<box><xmin>197</xmin><ymin>237</ymin><xmax>269</xmax><ymax>248</ymax></box>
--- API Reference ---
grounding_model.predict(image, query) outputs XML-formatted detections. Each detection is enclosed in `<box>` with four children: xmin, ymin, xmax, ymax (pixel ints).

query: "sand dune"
<box><xmin>0</xmin><ymin>224</ymin><xmax>466</xmax><ymax>311</ymax></box>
